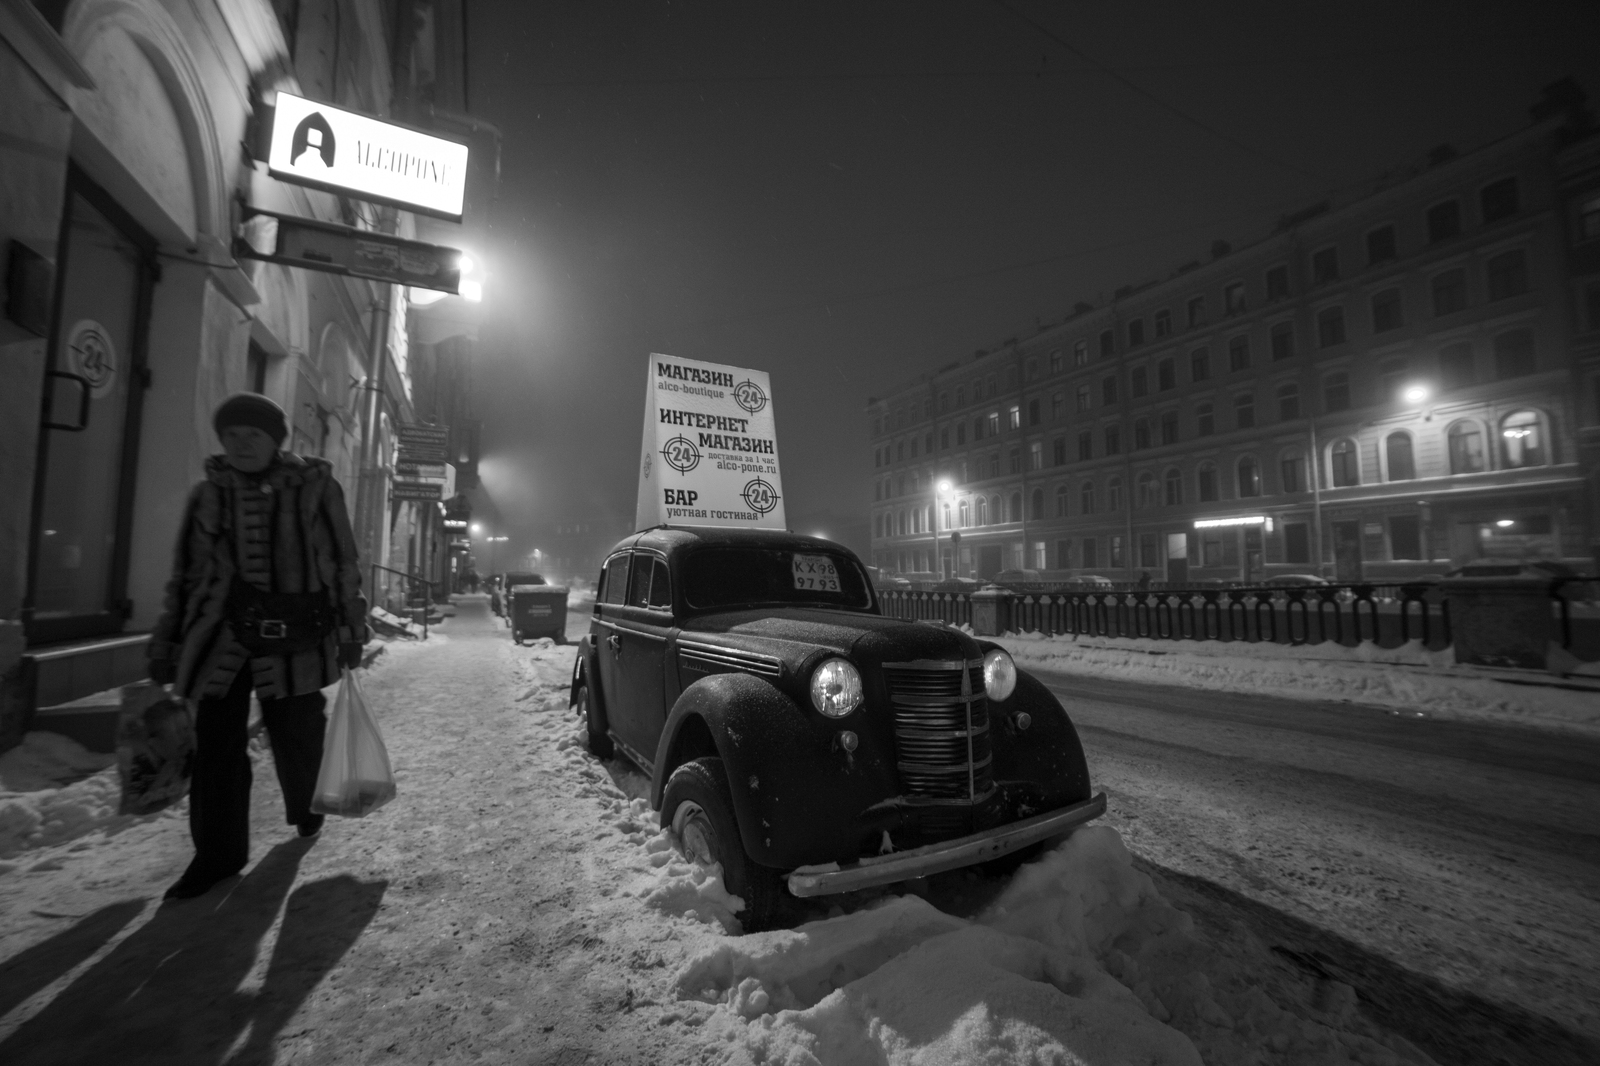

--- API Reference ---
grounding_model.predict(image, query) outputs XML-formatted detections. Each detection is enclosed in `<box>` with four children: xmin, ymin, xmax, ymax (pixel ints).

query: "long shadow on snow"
<box><xmin>0</xmin><ymin>899</ymin><xmax>144</xmax><ymax>1017</ymax></box>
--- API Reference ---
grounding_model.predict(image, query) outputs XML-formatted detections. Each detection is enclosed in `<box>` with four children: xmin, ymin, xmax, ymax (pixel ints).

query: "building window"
<box><xmin>1056</xmin><ymin>539</ymin><xmax>1071</xmax><ymax>568</ymax></box>
<box><xmin>938</xmin><ymin>391</ymin><xmax>950</xmax><ymax>413</ymax></box>
<box><xmin>956</xmin><ymin>422</ymin><xmax>967</xmax><ymax>445</ymax></box>
<box><xmin>1317</xmin><ymin>306</ymin><xmax>1346</xmax><ymax>347</ymax></box>
<box><xmin>1196</xmin><ymin>403</ymin><xmax>1214</xmax><ymax>437</ymax></box>
<box><xmin>1228</xmin><ymin>335</ymin><xmax>1251</xmax><ymax>371</ymax></box>
<box><xmin>955</xmin><ymin>385</ymin><xmax>965</xmax><ymax>407</ymax></box>
<box><xmin>1266</xmin><ymin>264</ymin><xmax>1290</xmax><ymax>301</ymax></box>
<box><xmin>1076</xmin><ymin>385</ymin><xmax>1091</xmax><ymax>412</ymax></box>
<box><xmin>1234</xmin><ymin>392</ymin><xmax>1255</xmax><ymax>429</ymax></box>
<box><xmin>1026</xmin><ymin>357</ymin><xmax>1039</xmax><ymax>381</ymax></box>
<box><xmin>939</xmin><ymin>428</ymin><xmax>949</xmax><ymax>450</ymax></box>
<box><xmin>1051</xmin><ymin>392</ymin><xmax>1064</xmax><ymax>420</ymax></box>
<box><xmin>1311</xmin><ymin>247</ymin><xmax>1339</xmax><ymax>284</ymax></box>
<box><xmin>1448</xmin><ymin>420</ymin><xmax>1485</xmax><ymax>474</ymax></box>
<box><xmin>1486</xmin><ymin>249</ymin><xmax>1528</xmax><ymax>301</ymax></box>
<box><xmin>989</xmin><ymin>453</ymin><xmax>1000</xmax><ymax>477</ymax></box>
<box><xmin>1110</xmin><ymin>534</ymin><xmax>1125</xmax><ymax>568</ymax></box>
<box><xmin>1225</xmin><ymin>281</ymin><xmax>1246</xmax><ymax>315</ymax></box>
<box><xmin>1030</xmin><ymin>487</ymin><xmax>1044</xmax><ymax>519</ymax></box>
<box><xmin>1270</xmin><ymin>321</ymin><xmax>1295</xmax><ymax>361</ymax></box>
<box><xmin>1055</xmin><ymin>485</ymin><xmax>1069</xmax><ymax>517</ymax></box>
<box><xmin>1390</xmin><ymin>515</ymin><xmax>1423</xmax><ymax>561</ymax></box>
<box><xmin>1160</xmin><ymin>409</ymin><xmax>1178</xmax><ymax>445</ymax></box>
<box><xmin>1481</xmin><ymin>177</ymin><xmax>1519</xmax><ymax>223</ymax></box>
<box><xmin>1323</xmin><ymin>371</ymin><xmax>1350</xmax><ymax>413</ymax></box>
<box><xmin>1009</xmin><ymin>492</ymin><xmax>1022</xmax><ymax>522</ymax></box>
<box><xmin>1005</xmin><ymin>368</ymin><xmax>1017</xmax><ymax>390</ymax></box>
<box><xmin>1494</xmin><ymin>329</ymin><xmax>1535</xmax><ymax>379</ymax></box>
<box><xmin>1154</xmin><ymin>309</ymin><xmax>1172</xmax><ymax>337</ymax></box>
<box><xmin>1281</xmin><ymin>453</ymin><xmax>1305</xmax><ymax>493</ymax></box>
<box><xmin>1102</xmin><ymin>376</ymin><xmax>1119</xmax><ymax>405</ymax></box>
<box><xmin>1372</xmin><ymin>288</ymin><xmax>1404</xmax><ymax>332</ymax></box>
<box><xmin>1367</xmin><ymin>224</ymin><xmax>1396</xmax><ymax>264</ymax></box>
<box><xmin>1277</xmin><ymin>383</ymin><xmax>1300</xmax><ymax>421</ymax></box>
<box><xmin>1190</xmin><ymin>347</ymin><xmax>1211</xmax><ymax>381</ymax></box>
<box><xmin>1431</xmin><ymin>268</ymin><xmax>1466</xmax><ymax>315</ymax></box>
<box><xmin>910</xmin><ymin>438</ymin><xmax>918</xmax><ymax>458</ymax></box>
<box><xmin>1439</xmin><ymin>342</ymin><xmax>1475</xmax><ymax>390</ymax></box>
<box><xmin>1157</xmin><ymin>358</ymin><xmax>1176</xmax><ymax>391</ymax></box>
<box><xmin>1137</xmin><ymin>471</ymin><xmax>1158</xmax><ymax>508</ymax></box>
<box><xmin>1237</xmin><ymin>456</ymin><xmax>1262</xmax><ymax>497</ymax></box>
<box><xmin>1049</xmin><ymin>348</ymin><xmax>1064</xmax><ymax>374</ymax></box>
<box><xmin>1187</xmin><ymin>295</ymin><xmax>1206</xmax><ymax>327</ymax></box>
<box><xmin>1053</xmin><ymin>437</ymin><xmax>1067</xmax><ymax>465</ymax></box>
<box><xmin>1082</xmin><ymin>537</ymin><xmax>1097</xmax><ymax>567</ymax></box>
<box><xmin>1028</xmin><ymin>399</ymin><xmax>1041</xmax><ymax>426</ymax></box>
<box><xmin>1080</xmin><ymin>482</ymin><xmax>1095</xmax><ymax>514</ymax></box>
<box><xmin>1499</xmin><ymin>410</ymin><xmax>1546</xmax><ymax>468</ymax></box>
<box><xmin>897</xmin><ymin>441</ymin><xmax>905</xmax><ymax>461</ymax></box>
<box><xmin>1008</xmin><ymin>405</ymin><xmax>1021</xmax><ymax>430</ymax></box>
<box><xmin>1329</xmin><ymin>438</ymin><xmax>1359</xmax><ymax>487</ymax></box>
<box><xmin>1107</xmin><ymin>478</ymin><xmax>1122</xmax><ymax>512</ymax></box>
<box><xmin>1077</xmin><ymin>430</ymin><xmax>1092</xmax><ymax>461</ymax></box>
<box><xmin>1074</xmin><ymin>339</ymin><xmax>1089</xmax><ymax>366</ymax></box>
<box><xmin>1285</xmin><ymin>522</ymin><xmax>1311</xmax><ymax>564</ymax></box>
<box><xmin>1128</xmin><ymin>319</ymin><xmax>1145</xmax><ymax>347</ymax></box>
<box><xmin>1131</xmin><ymin>366</ymin><xmax>1149</xmax><ymax>398</ymax></box>
<box><xmin>1134</xmin><ymin>418</ymin><xmax>1151</xmax><ymax>450</ymax></box>
<box><xmin>1197</xmin><ymin>462</ymin><xmax>1218</xmax><ymax>501</ymax></box>
<box><xmin>1029</xmin><ymin>441</ymin><xmax>1043</xmax><ymax>470</ymax></box>
<box><xmin>1427</xmin><ymin>200</ymin><xmax>1461</xmax><ymax>242</ymax></box>
<box><xmin>1009</xmin><ymin>447</ymin><xmax>1022</xmax><ymax>474</ymax></box>
<box><xmin>1100</xmin><ymin>330</ymin><xmax>1115</xmax><ymax>357</ymax></box>
<box><xmin>987</xmin><ymin>411</ymin><xmax>1001</xmax><ymax>435</ymax></box>
<box><xmin>1386</xmin><ymin>431</ymin><xmax>1416</xmax><ymax>480</ymax></box>
<box><xmin>974</xmin><ymin>497</ymin><xmax>988</xmax><ymax>525</ymax></box>
<box><xmin>1164</xmin><ymin>468</ymin><xmax>1183</xmax><ymax>506</ymax></box>
<box><xmin>958</xmin><ymin>499</ymin><xmax>969</xmax><ymax>527</ymax></box>
<box><xmin>1105</xmin><ymin>425</ymin><xmax>1121</xmax><ymax>455</ymax></box>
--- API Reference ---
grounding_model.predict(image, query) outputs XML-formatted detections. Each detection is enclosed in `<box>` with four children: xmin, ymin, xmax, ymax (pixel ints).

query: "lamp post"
<box><xmin>933</xmin><ymin>479</ymin><xmax>952</xmax><ymax>579</ymax></box>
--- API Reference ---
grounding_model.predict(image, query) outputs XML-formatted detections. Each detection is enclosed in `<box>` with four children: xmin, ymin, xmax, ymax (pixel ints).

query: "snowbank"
<box><xmin>0</xmin><ymin>733</ymin><xmax>127</xmax><ymax>862</ymax></box>
<box><xmin>998</xmin><ymin>631</ymin><xmax>1600</xmax><ymax>737</ymax></box>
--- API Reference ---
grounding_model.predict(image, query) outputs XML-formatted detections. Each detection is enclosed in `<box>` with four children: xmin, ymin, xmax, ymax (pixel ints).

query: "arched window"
<box><xmin>1136</xmin><ymin>471</ymin><xmax>1159</xmax><ymax>508</ymax></box>
<box><xmin>1197</xmin><ymin>462</ymin><xmax>1218</xmax><ymax>502</ymax></box>
<box><xmin>1386</xmin><ymin>431</ymin><xmax>1416</xmax><ymax>481</ymax></box>
<box><xmin>1009</xmin><ymin>492</ymin><xmax>1022</xmax><ymax>522</ymax></box>
<box><xmin>1329</xmin><ymin>439</ymin><xmax>1359</xmax><ymax>487</ymax></box>
<box><xmin>1500</xmin><ymin>410</ymin><xmax>1546</xmax><ymax>467</ymax></box>
<box><xmin>941</xmin><ymin>503</ymin><xmax>952</xmax><ymax>530</ymax></box>
<box><xmin>1448</xmin><ymin>421</ymin><xmax>1486</xmax><ymax>474</ymax></box>
<box><xmin>1031</xmin><ymin>488</ymin><xmax>1045</xmax><ymax>519</ymax></box>
<box><xmin>895</xmin><ymin>511</ymin><xmax>905</xmax><ymax>535</ymax></box>
<box><xmin>959</xmin><ymin>499</ymin><xmax>970</xmax><ymax>527</ymax></box>
<box><xmin>990</xmin><ymin>495</ymin><xmax>1003</xmax><ymax>523</ymax></box>
<box><xmin>1080</xmin><ymin>481</ymin><xmax>1095</xmax><ymax>515</ymax></box>
<box><xmin>1055</xmin><ymin>485</ymin><xmax>1069</xmax><ymax>517</ymax></box>
<box><xmin>1237</xmin><ymin>456</ymin><xmax>1262</xmax><ymax>497</ymax></box>
<box><xmin>926</xmin><ymin>505</ymin><xmax>935</xmax><ymax>533</ymax></box>
<box><xmin>974</xmin><ymin>497</ymin><xmax>988</xmax><ymax>525</ymax></box>
<box><xmin>1107</xmin><ymin>477</ymin><xmax>1122</xmax><ymax>512</ymax></box>
<box><xmin>1164</xmin><ymin>468</ymin><xmax>1183</xmax><ymax>506</ymax></box>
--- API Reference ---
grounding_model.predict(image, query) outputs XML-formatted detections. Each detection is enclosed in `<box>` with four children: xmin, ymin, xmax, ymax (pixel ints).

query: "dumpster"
<box><xmin>509</xmin><ymin>583</ymin><xmax>568</xmax><ymax>644</ymax></box>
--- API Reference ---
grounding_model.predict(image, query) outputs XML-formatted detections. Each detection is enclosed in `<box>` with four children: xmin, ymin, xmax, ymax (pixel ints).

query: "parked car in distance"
<box><xmin>1262</xmin><ymin>573</ymin><xmax>1331</xmax><ymax>587</ymax></box>
<box><xmin>929</xmin><ymin>576</ymin><xmax>984</xmax><ymax>594</ymax></box>
<box><xmin>1073</xmin><ymin>575</ymin><xmax>1116</xmax><ymax>589</ymax></box>
<box><xmin>992</xmin><ymin>569</ymin><xmax>1042</xmax><ymax>587</ymax></box>
<box><xmin>865</xmin><ymin>565</ymin><xmax>912</xmax><ymax>590</ymax></box>
<box><xmin>572</xmin><ymin>527</ymin><xmax>1105</xmax><ymax>931</ymax></box>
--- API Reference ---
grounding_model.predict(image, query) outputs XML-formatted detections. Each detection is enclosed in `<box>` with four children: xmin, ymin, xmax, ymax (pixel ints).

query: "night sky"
<box><xmin>458</xmin><ymin>0</ymin><xmax>1598</xmax><ymax>568</ymax></box>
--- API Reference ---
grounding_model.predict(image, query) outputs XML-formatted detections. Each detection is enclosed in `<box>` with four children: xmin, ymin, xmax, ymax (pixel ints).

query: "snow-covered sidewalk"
<box><xmin>995</xmin><ymin>631</ymin><xmax>1600</xmax><ymax>738</ymax></box>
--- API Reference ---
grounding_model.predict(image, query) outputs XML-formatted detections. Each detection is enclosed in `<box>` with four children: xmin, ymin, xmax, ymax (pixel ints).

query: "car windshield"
<box><xmin>683</xmin><ymin>547</ymin><xmax>874</xmax><ymax>611</ymax></box>
<box><xmin>505</xmin><ymin>573</ymin><xmax>545</xmax><ymax>586</ymax></box>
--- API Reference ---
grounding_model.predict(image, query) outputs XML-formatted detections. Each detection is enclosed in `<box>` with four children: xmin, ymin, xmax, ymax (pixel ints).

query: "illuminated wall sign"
<box><xmin>266</xmin><ymin>91</ymin><xmax>469</xmax><ymax>221</ymax></box>
<box><xmin>1193</xmin><ymin>516</ymin><xmax>1267</xmax><ymax>529</ymax></box>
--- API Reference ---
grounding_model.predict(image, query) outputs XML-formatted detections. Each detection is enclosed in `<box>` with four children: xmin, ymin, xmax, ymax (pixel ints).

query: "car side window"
<box><xmin>627</xmin><ymin>553</ymin><xmax>655</xmax><ymax>607</ymax></box>
<box><xmin>601</xmin><ymin>554</ymin><xmax>630</xmax><ymax>605</ymax></box>
<box><xmin>648</xmin><ymin>558</ymin><xmax>673</xmax><ymax>610</ymax></box>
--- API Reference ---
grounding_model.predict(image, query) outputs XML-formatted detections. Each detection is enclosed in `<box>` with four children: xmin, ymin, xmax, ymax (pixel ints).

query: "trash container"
<box><xmin>509</xmin><ymin>584</ymin><xmax>569</xmax><ymax>644</ymax></box>
<box><xmin>1439</xmin><ymin>562</ymin><xmax>1560</xmax><ymax>669</ymax></box>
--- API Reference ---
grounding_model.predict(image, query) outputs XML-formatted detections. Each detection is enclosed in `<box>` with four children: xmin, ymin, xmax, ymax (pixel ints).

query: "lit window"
<box><xmin>1237</xmin><ymin>457</ymin><xmax>1262</xmax><ymax>497</ymax></box>
<box><xmin>1499</xmin><ymin>410</ymin><xmax>1545</xmax><ymax>468</ymax></box>
<box><xmin>1448</xmin><ymin>421</ymin><xmax>1485</xmax><ymax>474</ymax></box>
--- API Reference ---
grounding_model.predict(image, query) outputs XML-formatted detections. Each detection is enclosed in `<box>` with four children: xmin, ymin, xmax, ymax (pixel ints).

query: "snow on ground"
<box><xmin>996</xmin><ymin>631</ymin><xmax>1600</xmax><ymax>738</ymax></box>
<box><xmin>0</xmin><ymin>733</ymin><xmax>137</xmax><ymax>865</ymax></box>
<box><xmin>502</xmin><ymin>638</ymin><xmax>1435</xmax><ymax>1065</ymax></box>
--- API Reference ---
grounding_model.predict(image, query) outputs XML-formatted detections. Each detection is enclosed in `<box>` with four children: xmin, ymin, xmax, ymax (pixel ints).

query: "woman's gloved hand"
<box><xmin>338</xmin><ymin>642</ymin><xmax>365</xmax><ymax>670</ymax></box>
<box><xmin>149</xmin><ymin>658</ymin><xmax>176</xmax><ymax>685</ymax></box>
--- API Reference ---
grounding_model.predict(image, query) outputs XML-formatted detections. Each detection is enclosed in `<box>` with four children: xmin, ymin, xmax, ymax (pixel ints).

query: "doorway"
<box><xmin>25</xmin><ymin>169</ymin><xmax>155</xmax><ymax>644</ymax></box>
<box><xmin>1332</xmin><ymin>521</ymin><xmax>1363</xmax><ymax>583</ymax></box>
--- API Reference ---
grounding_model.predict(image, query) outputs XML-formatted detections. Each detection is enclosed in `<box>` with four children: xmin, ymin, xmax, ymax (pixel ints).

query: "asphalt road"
<box><xmin>1027</xmin><ymin>665</ymin><xmax>1600</xmax><ymax>1066</ymax></box>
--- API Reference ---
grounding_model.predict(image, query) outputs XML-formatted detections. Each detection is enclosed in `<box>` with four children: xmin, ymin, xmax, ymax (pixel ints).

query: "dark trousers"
<box><xmin>189</xmin><ymin>667</ymin><xmax>327</xmax><ymax>874</ymax></box>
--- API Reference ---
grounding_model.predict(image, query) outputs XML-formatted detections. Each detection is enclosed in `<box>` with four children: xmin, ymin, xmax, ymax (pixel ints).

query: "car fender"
<box><xmin>571</xmin><ymin>635</ymin><xmax>604</xmax><ymax>715</ymax></box>
<box><xmin>986</xmin><ymin>669</ymin><xmax>1093</xmax><ymax>807</ymax></box>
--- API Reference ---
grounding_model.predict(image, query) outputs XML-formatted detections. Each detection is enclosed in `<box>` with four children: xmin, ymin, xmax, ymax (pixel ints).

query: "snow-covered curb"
<box><xmin>995</xmin><ymin>630</ymin><xmax>1600</xmax><ymax>737</ymax></box>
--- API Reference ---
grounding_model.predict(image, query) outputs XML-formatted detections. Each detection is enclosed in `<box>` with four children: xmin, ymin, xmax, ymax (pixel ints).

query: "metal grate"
<box><xmin>881</xmin><ymin>659</ymin><xmax>993</xmax><ymax>801</ymax></box>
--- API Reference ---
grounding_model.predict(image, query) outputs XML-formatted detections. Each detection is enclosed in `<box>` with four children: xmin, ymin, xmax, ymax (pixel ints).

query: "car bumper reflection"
<box><xmin>785</xmin><ymin>792</ymin><xmax>1106</xmax><ymax>897</ymax></box>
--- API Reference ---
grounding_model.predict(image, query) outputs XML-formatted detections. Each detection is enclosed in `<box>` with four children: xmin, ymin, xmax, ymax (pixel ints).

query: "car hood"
<box><xmin>683</xmin><ymin>608</ymin><xmax>984</xmax><ymax>666</ymax></box>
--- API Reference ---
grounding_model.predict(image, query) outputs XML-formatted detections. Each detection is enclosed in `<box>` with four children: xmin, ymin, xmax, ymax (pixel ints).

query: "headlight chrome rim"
<box><xmin>810</xmin><ymin>657</ymin><xmax>864</xmax><ymax>718</ymax></box>
<box><xmin>983</xmin><ymin>649</ymin><xmax>1017</xmax><ymax>702</ymax></box>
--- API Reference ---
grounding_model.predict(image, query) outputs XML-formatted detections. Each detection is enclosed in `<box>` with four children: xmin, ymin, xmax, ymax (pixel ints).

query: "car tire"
<box><xmin>575</xmin><ymin>684</ymin><xmax>614</xmax><ymax>759</ymax></box>
<box><xmin>661</xmin><ymin>757</ymin><xmax>785</xmax><ymax>933</ymax></box>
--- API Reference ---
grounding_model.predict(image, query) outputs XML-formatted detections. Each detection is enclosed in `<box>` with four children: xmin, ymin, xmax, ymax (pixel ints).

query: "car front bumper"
<box><xmin>785</xmin><ymin>792</ymin><xmax>1106</xmax><ymax>897</ymax></box>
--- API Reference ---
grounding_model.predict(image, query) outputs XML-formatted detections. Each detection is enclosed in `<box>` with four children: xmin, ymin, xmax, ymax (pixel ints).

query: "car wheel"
<box><xmin>661</xmin><ymin>757</ymin><xmax>784</xmax><ymax>932</ymax></box>
<box><xmin>575</xmin><ymin>684</ymin><xmax>613</xmax><ymax>759</ymax></box>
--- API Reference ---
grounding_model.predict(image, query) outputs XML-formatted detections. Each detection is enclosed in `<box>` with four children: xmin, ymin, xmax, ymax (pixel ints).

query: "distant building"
<box><xmin>868</xmin><ymin>95</ymin><xmax>1600</xmax><ymax>583</ymax></box>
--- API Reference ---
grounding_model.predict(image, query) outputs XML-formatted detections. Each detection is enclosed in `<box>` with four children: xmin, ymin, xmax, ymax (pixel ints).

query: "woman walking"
<box><xmin>148</xmin><ymin>393</ymin><xmax>368</xmax><ymax>900</ymax></box>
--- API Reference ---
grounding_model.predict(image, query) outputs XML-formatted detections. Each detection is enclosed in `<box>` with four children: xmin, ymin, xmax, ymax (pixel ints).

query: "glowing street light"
<box><xmin>1402</xmin><ymin>383</ymin><xmax>1431</xmax><ymax>405</ymax></box>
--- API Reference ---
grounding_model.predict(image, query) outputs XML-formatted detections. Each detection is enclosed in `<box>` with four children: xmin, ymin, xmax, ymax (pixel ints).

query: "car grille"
<box><xmin>881</xmin><ymin>659</ymin><xmax>993</xmax><ymax>802</ymax></box>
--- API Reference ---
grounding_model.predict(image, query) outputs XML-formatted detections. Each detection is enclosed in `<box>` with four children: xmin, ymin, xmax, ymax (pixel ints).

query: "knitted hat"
<box><xmin>213</xmin><ymin>392</ymin><xmax>288</xmax><ymax>445</ymax></box>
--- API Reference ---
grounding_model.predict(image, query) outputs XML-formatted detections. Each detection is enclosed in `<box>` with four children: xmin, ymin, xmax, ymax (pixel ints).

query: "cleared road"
<box><xmin>1029</xmin><ymin>666</ymin><xmax>1600</xmax><ymax>1065</ymax></box>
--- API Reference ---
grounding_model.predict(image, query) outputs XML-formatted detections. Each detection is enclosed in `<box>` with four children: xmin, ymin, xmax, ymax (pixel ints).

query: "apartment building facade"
<box><xmin>868</xmin><ymin>110</ymin><xmax>1600</xmax><ymax>585</ymax></box>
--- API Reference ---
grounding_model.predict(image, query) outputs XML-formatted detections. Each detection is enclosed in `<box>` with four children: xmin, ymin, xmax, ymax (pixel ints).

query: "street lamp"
<box><xmin>933</xmin><ymin>479</ymin><xmax>952</xmax><ymax>579</ymax></box>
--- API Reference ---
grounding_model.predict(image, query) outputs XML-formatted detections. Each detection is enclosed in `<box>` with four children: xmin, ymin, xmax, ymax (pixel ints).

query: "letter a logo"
<box><xmin>290</xmin><ymin>113</ymin><xmax>336</xmax><ymax>169</ymax></box>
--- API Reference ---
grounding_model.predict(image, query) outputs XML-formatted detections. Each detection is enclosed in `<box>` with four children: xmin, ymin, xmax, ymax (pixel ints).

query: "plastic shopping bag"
<box><xmin>116</xmin><ymin>682</ymin><xmax>196</xmax><ymax>816</ymax></box>
<box><xmin>311</xmin><ymin>668</ymin><xmax>397</xmax><ymax>817</ymax></box>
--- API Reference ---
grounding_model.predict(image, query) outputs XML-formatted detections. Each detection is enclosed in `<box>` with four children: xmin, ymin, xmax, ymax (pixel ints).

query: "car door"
<box><xmin>593</xmin><ymin>552</ymin><xmax>634</xmax><ymax>744</ymax></box>
<box><xmin>610</xmin><ymin>552</ymin><xmax>675</xmax><ymax>764</ymax></box>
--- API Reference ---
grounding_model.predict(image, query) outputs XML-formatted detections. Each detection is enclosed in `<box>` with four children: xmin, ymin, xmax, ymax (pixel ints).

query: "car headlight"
<box><xmin>983</xmin><ymin>649</ymin><xmax>1017</xmax><ymax>702</ymax></box>
<box><xmin>810</xmin><ymin>657</ymin><xmax>864</xmax><ymax>718</ymax></box>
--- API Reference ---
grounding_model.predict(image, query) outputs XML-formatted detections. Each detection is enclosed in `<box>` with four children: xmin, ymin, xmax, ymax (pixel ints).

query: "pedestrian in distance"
<box><xmin>147</xmin><ymin>393</ymin><xmax>369</xmax><ymax>900</ymax></box>
<box><xmin>1137</xmin><ymin>570</ymin><xmax>1152</xmax><ymax>590</ymax></box>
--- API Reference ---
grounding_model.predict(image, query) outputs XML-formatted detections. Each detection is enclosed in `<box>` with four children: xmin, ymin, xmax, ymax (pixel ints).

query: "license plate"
<box><xmin>791</xmin><ymin>554</ymin><xmax>840</xmax><ymax>592</ymax></box>
<box><xmin>526</xmin><ymin>605</ymin><xmax>551</xmax><ymax>615</ymax></box>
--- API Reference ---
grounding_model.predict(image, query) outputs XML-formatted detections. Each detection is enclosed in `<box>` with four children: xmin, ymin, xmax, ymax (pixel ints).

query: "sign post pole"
<box><xmin>355</xmin><ymin>209</ymin><xmax>397</xmax><ymax>590</ymax></box>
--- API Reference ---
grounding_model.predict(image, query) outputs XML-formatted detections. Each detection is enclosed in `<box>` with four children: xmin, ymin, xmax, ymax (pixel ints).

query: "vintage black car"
<box><xmin>571</xmin><ymin>527</ymin><xmax>1104</xmax><ymax>930</ymax></box>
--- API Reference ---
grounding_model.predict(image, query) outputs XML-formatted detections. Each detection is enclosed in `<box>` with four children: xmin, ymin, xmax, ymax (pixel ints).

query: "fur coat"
<box><xmin>149</xmin><ymin>453</ymin><xmax>369</xmax><ymax>701</ymax></box>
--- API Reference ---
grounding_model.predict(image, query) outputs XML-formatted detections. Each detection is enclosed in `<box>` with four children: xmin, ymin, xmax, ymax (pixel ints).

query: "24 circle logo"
<box><xmin>740</xmin><ymin>477</ymin><xmax>780</xmax><ymax>515</ymax></box>
<box><xmin>733</xmin><ymin>379</ymin><xmax>768</xmax><ymax>414</ymax></box>
<box><xmin>660</xmin><ymin>435</ymin><xmax>701</xmax><ymax>474</ymax></box>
